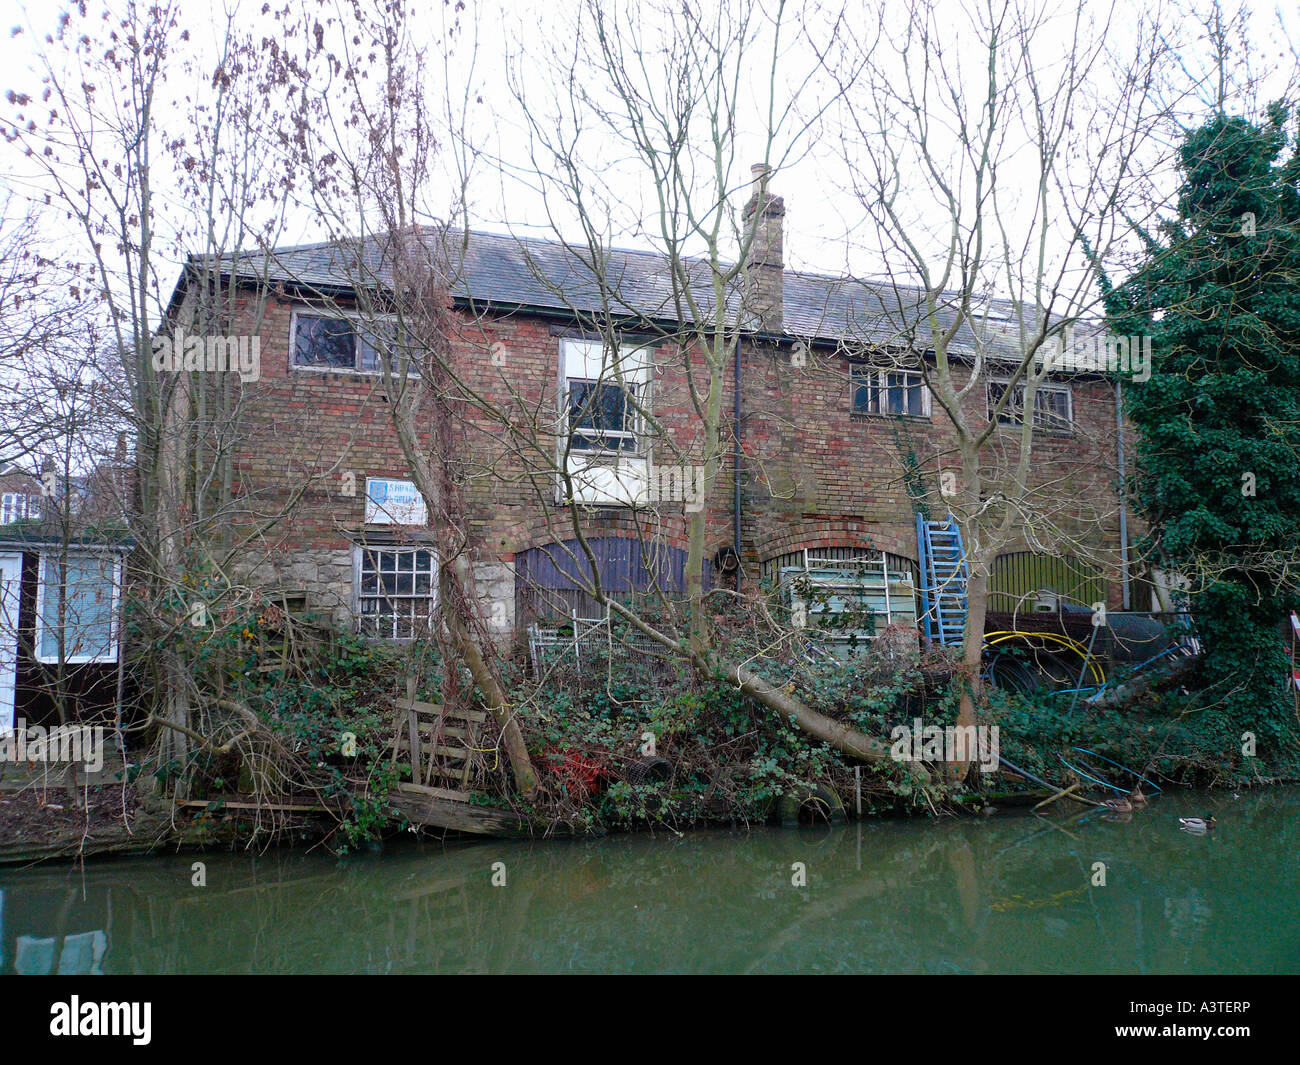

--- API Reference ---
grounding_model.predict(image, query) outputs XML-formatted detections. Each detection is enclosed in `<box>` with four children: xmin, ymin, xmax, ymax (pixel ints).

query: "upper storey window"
<box><xmin>850</xmin><ymin>365</ymin><xmax>930</xmax><ymax>418</ymax></box>
<box><xmin>291</xmin><ymin>311</ymin><xmax>393</xmax><ymax>373</ymax></box>
<box><xmin>987</xmin><ymin>378</ymin><xmax>1072</xmax><ymax>433</ymax></box>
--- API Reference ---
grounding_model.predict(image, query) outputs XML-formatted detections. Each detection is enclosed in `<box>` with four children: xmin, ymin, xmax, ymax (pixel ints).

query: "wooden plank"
<box><xmin>440</xmin><ymin>708</ymin><xmax>487</xmax><ymax>724</ymax></box>
<box><xmin>388</xmin><ymin>787</ymin><xmax>539</xmax><ymax>838</ymax></box>
<box><xmin>423</xmin><ymin>744</ymin><xmax>468</xmax><ymax>761</ymax></box>
<box><xmin>396</xmin><ymin>698</ymin><xmax>487</xmax><ymax>725</ymax></box>
<box><xmin>407</xmin><ymin>706</ymin><xmax>421</xmax><ymax>778</ymax></box>
<box><xmin>395</xmin><ymin>782</ymin><xmax>472</xmax><ymax>802</ymax></box>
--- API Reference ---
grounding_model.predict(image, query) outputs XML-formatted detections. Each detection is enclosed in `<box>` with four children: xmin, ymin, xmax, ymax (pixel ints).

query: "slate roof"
<box><xmin>200</xmin><ymin>228</ymin><xmax>1102</xmax><ymax>366</ymax></box>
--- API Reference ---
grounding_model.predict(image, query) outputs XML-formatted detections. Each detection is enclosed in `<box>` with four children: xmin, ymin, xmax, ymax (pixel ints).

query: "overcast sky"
<box><xmin>0</xmin><ymin>0</ymin><xmax>1296</xmax><ymax>305</ymax></box>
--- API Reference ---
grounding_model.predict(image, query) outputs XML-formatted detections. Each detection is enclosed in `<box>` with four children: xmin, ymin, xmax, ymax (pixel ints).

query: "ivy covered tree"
<box><xmin>1104</xmin><ymin>104</ymin><xmax>1300</xmax><ymax>769</ymax></box>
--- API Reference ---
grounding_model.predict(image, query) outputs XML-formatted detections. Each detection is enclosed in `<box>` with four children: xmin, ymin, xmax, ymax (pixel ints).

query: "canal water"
<box><xmin>1</xmin><ymin>788</ymin><xmax>1295</xmax><ymax>974</ymax></box>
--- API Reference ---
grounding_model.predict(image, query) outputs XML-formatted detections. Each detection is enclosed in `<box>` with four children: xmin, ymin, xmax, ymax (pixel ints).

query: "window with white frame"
<box><xmin>560</xmin><ymin>338</ymin><xmax>652</xmax><ymax>505</ymax></box>
<box><xmin>0</xmin><ymin>493</ymin><xmax>40</xmax><ymax>524</ymax></box>
<box><xmin>563</xmin><ymin>339</ymin><xmax>648</xmax><ymax>453</ymax></box>
<box><xmin>987</xmin><ymin>378</ymin><xmax>1072</xmax><ymax>432</ymax></box>
<box><xmin>357</xmin><ymin>545</ymin><xmax>437</xmax><ymax>639</ymax></box>
<box><xmin>850</xmin><ymin>365</ymin><xmax>930</xmax><ymax>417</ymax></box>
<box><xmin>35</xmin><ymin>551</ymin><xmax>122</xmax><ymax>663</ymax></box>
<box><xmin>292</xmin><ymin>311</ymin><xmax>401</xmax><ymax>373</ymax></box>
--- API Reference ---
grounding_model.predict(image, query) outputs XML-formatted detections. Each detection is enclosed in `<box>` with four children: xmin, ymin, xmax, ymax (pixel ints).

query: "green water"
<box><xmin>2</xmin><ymin>788</ymin><xmax>1296</xmax><ymax>974</ymax></box>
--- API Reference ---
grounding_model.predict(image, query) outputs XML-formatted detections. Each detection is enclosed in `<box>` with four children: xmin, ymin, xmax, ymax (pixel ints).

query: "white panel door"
<box><xmin>0</xmin><ymin>552</ymin><xmax>19</xmax><ymax>734</ymax></box>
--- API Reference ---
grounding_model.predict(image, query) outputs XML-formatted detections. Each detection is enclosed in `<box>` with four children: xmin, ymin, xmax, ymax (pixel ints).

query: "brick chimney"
<box><xmin>742</xmin><ymin>163</ymin><xmax>785</xmax><ymax>334</ymax></box>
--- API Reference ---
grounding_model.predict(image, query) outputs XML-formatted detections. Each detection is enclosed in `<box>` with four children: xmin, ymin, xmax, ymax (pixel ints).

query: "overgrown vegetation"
<box><xmin>132</xmin><ymin>575</ymin><xmax>414</xmax><ymax>851</ymax></box>
<box><xmin>1101</xmin><ymin>105</ymin><xmax>1300</xmax><ymax>771</ymax></box>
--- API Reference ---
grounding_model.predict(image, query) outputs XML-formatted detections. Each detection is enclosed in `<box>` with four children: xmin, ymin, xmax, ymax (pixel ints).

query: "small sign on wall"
<box><xmin>365</xmin><ymin>477</ymin><xmax>428</xmax><ymax>526</ymax></box>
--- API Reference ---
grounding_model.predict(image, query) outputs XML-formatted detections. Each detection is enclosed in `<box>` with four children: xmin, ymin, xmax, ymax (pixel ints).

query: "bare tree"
<box><xmin>2</xmin><ymin>0</ymin><xmax>353</xmax><ymax>800</ymax></box>
<box><xmin>819</xmin><ymin>0</ymin><xmax>1177</xmax><ymax>774</ymax></box>
<box><xmin>458</xmin><ymin>0</ymin><xmax>928</xmax><ymax>775</ymax></box>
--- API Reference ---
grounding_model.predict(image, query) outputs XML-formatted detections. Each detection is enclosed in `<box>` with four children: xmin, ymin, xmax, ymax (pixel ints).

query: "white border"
<box><xmin>34</xmin><ymin>550</ymin><xmax>123</xmax><ymax>664</ymax></box>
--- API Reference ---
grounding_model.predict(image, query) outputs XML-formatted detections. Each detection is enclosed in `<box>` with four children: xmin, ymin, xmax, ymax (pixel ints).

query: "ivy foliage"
<box><xmin>1100</xmin><ymin>105</ymin><xmax>1300</xmax><ymax>766</ymax></box>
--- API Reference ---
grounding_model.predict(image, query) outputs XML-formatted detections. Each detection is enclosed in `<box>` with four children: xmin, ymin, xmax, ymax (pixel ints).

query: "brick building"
<box><xmin>165</xmin><ymin>174</ymin><xmax>1129</xmax><ymax>646</ymax></box>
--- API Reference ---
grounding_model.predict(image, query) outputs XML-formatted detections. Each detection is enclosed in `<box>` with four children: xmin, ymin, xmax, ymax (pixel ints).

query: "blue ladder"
<box><xmin>916</xmin><ymin>513</ymin><xmax>970</xmax><ymax>646</ymax></box>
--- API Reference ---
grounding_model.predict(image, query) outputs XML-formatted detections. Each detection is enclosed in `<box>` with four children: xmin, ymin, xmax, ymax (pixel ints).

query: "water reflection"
<box><xmin>1</xmin><ymin>788</ymin><xmax>1296</xmax><ymax>974</ymax></box>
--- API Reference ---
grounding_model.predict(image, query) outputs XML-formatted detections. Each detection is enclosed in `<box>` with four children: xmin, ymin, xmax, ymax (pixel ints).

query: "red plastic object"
<box><xmin>548</xmin><ymin>748</ymin><xmax>609</xmax><ymax>798</ymax></box>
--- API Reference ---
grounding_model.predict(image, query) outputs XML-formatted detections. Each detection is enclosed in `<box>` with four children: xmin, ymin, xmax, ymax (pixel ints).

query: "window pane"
<box><xmin>1035</xmin><ymin>389</ymin><xmax>1070</xmax><ymax>430</ymax></box>
<box><xmin>884</xmin><ymin>376</ymin><xmax>907</xmax><ymax>414</ymax></box>
<box><xmin>849</xmin><ymin>366</ymin><xmax>872</xmax><ymax>413</ymax></box>
<box><xmin>357</xmin><ymin>546</ymin><xmax>437</xmax><ymax>640</ymax></box>
<box><xmin>569</xmin><ymin>381</ymin><xmax>630</xmax><ymax>432</ymax></box>
<box><xmin>295</xmin><ymin>315</ymin><xmax>356</xmax><ymax>368</ymax></box>
<box><xmin>357</xmin><ymin>335</ymin><xmax>380</xmax><ymax>372</ymax></box>
<box><xmin>568</xmin><ymin>380</ymin><xmax>634</xmax><ymax>450</ymax></box>
<box><xmin>905</xmin><ymin>382</ymin><xmax>924</xmax><ymax>415</ymax></box>
<box><xmin>40</xmin><ymin>554</ymin><xmax>117</xmax><ymax>661</ymax></box>
<box><xmin>989</xmin><ymin>382</ymin><xmax>1022</xmax><ymax>425</ymax></box>
<box><xmin>357</xmin><ymin>321</ymin><xmax>400</xmax><ymax>372</ymax></box>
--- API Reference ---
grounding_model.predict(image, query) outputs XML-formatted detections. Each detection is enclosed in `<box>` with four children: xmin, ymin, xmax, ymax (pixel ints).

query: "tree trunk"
<box><xmin>952</xmin><ymin>564</ymin><xmax>989</xmax><ymax>783</ymax></box>
<box><xmin>444</xmin><ymin>555</ymin><xmax>537</xmax><ymax>797</ymax></box>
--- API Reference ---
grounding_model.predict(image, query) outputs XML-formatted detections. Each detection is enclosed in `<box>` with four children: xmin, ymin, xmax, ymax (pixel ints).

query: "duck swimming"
<box><xmin>1102</xmin><ymin>796</ymin><xmax>1133</xmax><ymax>813</ymax></box>
<box><xmin>1179</xmin><ymin>815</ymin><xmax>1216</xmax><ymax>833</ymax></box>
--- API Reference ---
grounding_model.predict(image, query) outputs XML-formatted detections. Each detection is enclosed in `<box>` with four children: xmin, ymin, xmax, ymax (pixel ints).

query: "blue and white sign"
<box><xmin>365</xmin><ymin>477</ymin><xmax>428</xmax><ymax>526</ymax></box>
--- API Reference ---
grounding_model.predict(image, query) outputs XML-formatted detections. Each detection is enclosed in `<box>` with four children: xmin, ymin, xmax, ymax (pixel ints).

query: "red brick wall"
<box><xmin>218</xmin><ymin>290</ymin><xmax>1129</xmax><ymax>620</ymax></box>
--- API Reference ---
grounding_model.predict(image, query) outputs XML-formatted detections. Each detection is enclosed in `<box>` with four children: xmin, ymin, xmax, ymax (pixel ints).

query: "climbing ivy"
<box><xmin>1099</xmin><ymin>105</ymin><xmax>1300</xmax><ymax>769</ymax></box>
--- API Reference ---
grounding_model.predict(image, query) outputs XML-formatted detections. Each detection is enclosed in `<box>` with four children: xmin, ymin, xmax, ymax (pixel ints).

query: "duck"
<box><xmin>1130</xmin><ymin>785</ymin><xmax>1148</xmax><ymax>806</ymax></box>
<box><xmin>1102</xmin><ymin>796</ymin><xmax>1132</xmax><ymax>813</ymax></box>
<box><xmin>1178</xmin><ymin>815</ymin><xmax>1216</xmax><ymax>833</ymax></box>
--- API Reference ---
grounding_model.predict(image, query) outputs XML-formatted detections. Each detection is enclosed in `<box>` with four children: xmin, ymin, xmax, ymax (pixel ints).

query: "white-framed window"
<box><xmin>559</xmin><ymin>338</ymin><xmax>653</xmax><ymax>506</ymax></box>
<box><xmin>566</xmin><ymin>379</ymin><xmax>639</xmax><ymax>452</ymax></box>
<box><xmin>987</xmin><ymin>378</ymin><xmax>1072</xmax><ymax>432</ymax></box>
<box><xmin>34</xmin><ymin>551</ymin><xmax>122</xmax><ymax>664</ymax></box>
<box><xmin>290</xmin><ymin>310</ymin><xmax>403</xmax><ymax>374</ymax></box>
<box><xmin>356</xmin><ymin>545</ymin><xmax>437</xmax><ymax>640</ymax></box>
<box><xmin>1</xmin><ymin>493</ymin><xmax>39</xmax><ymax>524</ymax></box>
<box><xmin>850</xmin><ymin>366</ymin><xmax>930</xmax><ymax>417</ymax></box>
<box><xmin>562</xmin><ymin>339</ymin><xmax>649</xmax><ymax>454</ymax></box>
